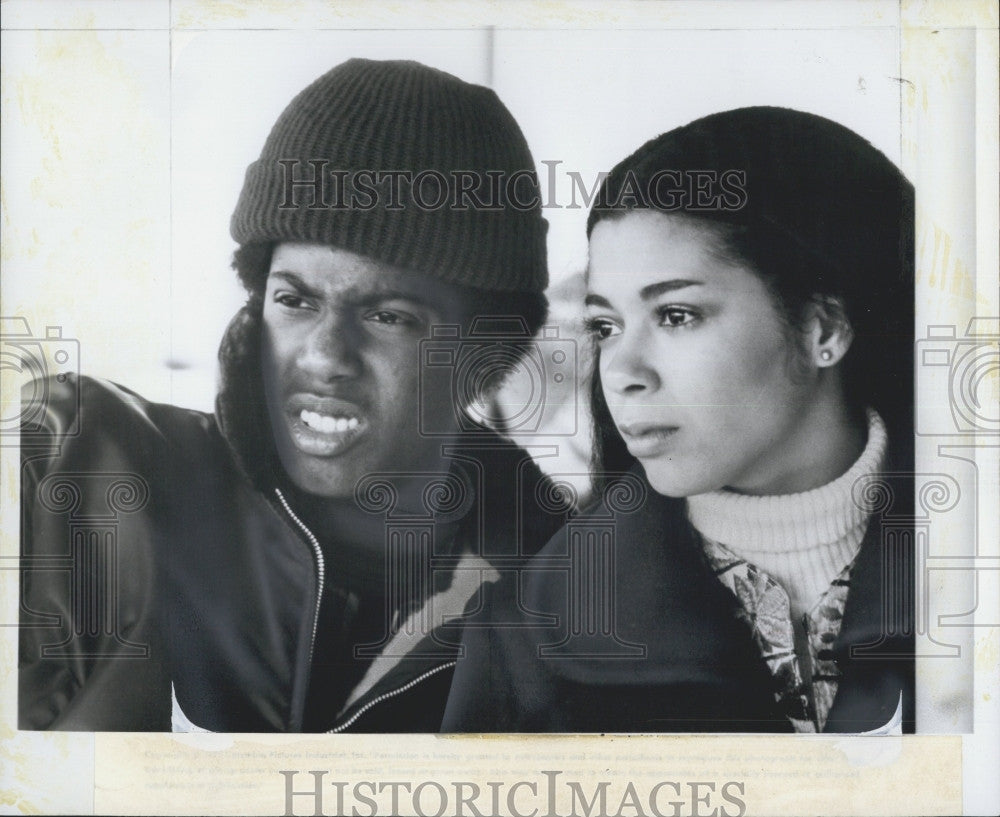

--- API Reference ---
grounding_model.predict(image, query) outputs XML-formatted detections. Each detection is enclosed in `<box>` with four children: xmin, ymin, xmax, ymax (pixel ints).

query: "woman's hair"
<box><xmin>585</xmin><ymin>107</ymin><xmax>915</xmax><ymax>482</ymax></box>
<box><xmin>216</xmin><ymin>241</ymin><xmax>549</xmax><ymax>487</ymax></box>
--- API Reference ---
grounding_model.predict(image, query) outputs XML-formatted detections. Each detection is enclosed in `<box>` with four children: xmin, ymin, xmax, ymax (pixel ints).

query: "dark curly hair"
<box><xmin>216</xmin><ymin>242</ymin><xmax>549</xmax><ymax>488</ymax></box>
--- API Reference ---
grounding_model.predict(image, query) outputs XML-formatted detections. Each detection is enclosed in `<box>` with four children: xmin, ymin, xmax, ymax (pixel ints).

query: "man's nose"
<box><xmin>297</xmin><ymin>312</ymin><xmax>362</xmax><ymax>381</ymax></box>
<box><xmin>600</xmin><ymin>327</ymin><xmax>660</xmax><ymax>396</ymax></box>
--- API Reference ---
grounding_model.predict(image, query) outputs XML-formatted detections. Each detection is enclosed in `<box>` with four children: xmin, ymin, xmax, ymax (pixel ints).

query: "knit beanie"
<box><xmin>231</xmin><ymin>58</ymin><xmax>548</xmax><ymax>294</ymax></box>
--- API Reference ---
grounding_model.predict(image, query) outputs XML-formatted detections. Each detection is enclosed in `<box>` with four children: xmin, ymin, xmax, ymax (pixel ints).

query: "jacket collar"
<box><xmin>335</xmin><ymin>550</ymin><xmax>500</xmax><ymax>724</ymax></box>
<box><xmin>602</xmin><ymin>464</ymin><xmax>914</xmax><ymax>733</ymax></box>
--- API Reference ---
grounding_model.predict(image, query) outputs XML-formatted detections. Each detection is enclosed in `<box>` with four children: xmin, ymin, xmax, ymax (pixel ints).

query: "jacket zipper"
<box><xmin>328</xmin><ymin>661</ymin><xmax>458</xmax><ymax>733</ymax></box>
<box><xmin>274</xmin><ymin>488</ymin><xmax>325</xmax><ymax>666</ymax></box>
<box><xmin>273</xmin><ymin>489</ymin><xmax>456</xmax><ymax>733</ymax></box>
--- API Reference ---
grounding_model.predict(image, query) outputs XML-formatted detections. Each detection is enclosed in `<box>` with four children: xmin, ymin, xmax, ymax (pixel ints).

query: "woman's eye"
<box><xmin>658</xmin><ymin>306</ymin><xmax>699</xmax><ymax>328</ymax></box>
<box><xmin>584</xmin><ymin>317</ymin><xmax>621</xmax><ymax>341</ymax></box>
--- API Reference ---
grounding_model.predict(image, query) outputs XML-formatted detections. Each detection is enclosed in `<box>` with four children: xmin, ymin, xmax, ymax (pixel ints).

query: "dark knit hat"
<box><xmin>231</xmin><ymin>58</ymin><xmax>548</xmax><ymax>293</ymax></box>
<box><xmin>587</xmin><ymin>106</ymin><xmax>913</xmax><ymax>300</ymax></box>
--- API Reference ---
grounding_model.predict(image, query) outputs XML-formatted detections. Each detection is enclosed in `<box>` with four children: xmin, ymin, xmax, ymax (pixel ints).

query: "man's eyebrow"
<box><xmin>268</xmin><ymin>270</ymin><xmax>323</xmax><ymax>299</ymax></box>
<box><xmin>268</xmin><ymin>272</ymin><xmax>446</xmax><ymax>310</ymax></box>
<box><xmin>358</xmin><ymin>288</ymin><xmax>439</xmax><ymax>308</ymax></box>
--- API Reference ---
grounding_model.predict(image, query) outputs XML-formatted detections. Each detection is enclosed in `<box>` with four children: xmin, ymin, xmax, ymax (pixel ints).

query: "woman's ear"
<box><xmin>806</xmin><ymin>294</ymin><xmax>854</xmax><ymax>367</ymax></box>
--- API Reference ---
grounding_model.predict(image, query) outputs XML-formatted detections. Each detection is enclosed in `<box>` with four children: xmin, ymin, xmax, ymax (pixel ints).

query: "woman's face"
<box><xmin>587</xmin><ymin>211</ymin><xmax>822</xmax><ymax>497</ymax></box>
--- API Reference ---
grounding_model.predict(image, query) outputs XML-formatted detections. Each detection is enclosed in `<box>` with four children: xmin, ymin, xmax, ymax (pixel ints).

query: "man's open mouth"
<box><xmin>299</xmin><ymin>409</ymin><xmax>360</xmax><ymax>434</ymax></box>
<box><xmin>285</xmin><ymin>396</ymin><xmax>368</xmax><ymax>457</ymax></box>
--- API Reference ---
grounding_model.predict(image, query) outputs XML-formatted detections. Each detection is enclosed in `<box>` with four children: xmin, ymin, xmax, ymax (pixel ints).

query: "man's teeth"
<box><xmin>300</xmin><ymin>409</ymin><xmax>359</xmax><ymax>433</ymax></box>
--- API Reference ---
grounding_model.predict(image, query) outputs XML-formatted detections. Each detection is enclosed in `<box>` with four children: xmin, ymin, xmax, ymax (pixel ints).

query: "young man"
<box><xmin>19</xmin><ymin>59</ymin><xmax>566</xmax><ymax>732</ymax></box>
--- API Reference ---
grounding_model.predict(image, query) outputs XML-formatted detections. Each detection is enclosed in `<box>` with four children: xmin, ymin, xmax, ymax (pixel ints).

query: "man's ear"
<box><xmin>806</xmin><ymin>294</ymin><xmax>854</xmax><ymax>367</ymax></box>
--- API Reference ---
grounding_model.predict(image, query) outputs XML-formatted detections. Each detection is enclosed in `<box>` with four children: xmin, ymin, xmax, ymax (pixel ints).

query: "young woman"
<box><xmin>443</xmin><ymin>106</ymin><xmax>915</xmax><ymax>733</ymax></box>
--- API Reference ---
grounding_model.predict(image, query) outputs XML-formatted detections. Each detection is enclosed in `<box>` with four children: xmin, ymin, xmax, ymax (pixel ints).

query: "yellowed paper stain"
<box><xmin>92</xmin><ymin>733</ymin><xmax>962</xmax><ymax>816</ymax></box>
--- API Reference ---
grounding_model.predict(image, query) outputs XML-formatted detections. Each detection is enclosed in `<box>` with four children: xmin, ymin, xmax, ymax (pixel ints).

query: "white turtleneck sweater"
<box><xmin>687</xmin><ymin>408</ymin><xmax>888</xmax><ymax>624</ymax></box>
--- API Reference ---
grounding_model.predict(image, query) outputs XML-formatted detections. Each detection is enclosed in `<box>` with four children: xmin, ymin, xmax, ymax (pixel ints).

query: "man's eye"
<box><xmin>273</xmin><ymin>291</ymin><xmax>315</xmax><ymax>310</ymax></box>
<box><xmin>657</xmin><ymin>306</ymin><xmax>699</xmax><ymax>328</ymax></box>
<box><xmin>366</xmin><ymin>310</ymin><xmax>415</xmax><ymax>327</ymax></box>
<box><xmin>584</xmin><ymin>317</ymin><xmax>621</xmax><ymax>341</ymax></box>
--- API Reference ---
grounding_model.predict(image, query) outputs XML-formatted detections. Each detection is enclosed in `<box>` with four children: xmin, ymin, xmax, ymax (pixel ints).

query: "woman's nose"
<box><xmin>600</xmin><ymin>328</ymin><xmax>660</xmax><ymax>395</ymax></box>
<box><xmin>297</xmin><ymin>313</ymin><xmax>361</xmax><ymax>381</ymax></box>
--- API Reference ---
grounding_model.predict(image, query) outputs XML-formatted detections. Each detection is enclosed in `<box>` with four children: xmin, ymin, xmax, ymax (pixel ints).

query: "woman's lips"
<box><xmin>285</xmin><ymin>395</ymin><xmax>367</xmax><ymax>457</ymax></box>
<box><xmin>617</xmin><ymin>422</ymin><xmax>680</xmax><ymax>458</ymax></box>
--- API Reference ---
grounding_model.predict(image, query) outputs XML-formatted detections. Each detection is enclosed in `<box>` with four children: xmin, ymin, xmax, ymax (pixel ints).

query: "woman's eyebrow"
<box><xmin>584</xmin><ymin>293</ymin><xmax>613</xmax><ymax>308</ymax></box>
<box><xmin>585</xmin><ymin>279</ymin><xmax>704</xmax><ymax>309</ymax></box>
<box><xmin>638</xmin><ymin>279</ymin><xmax>703</xmax><ymax>300</ymax></box>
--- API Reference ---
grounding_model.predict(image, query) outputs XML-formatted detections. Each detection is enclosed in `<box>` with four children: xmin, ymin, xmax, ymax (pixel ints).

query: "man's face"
<box><xmin>261</xmin><ymin>242</ymin><xmax>468</xmax><ymax>498</ymax></box>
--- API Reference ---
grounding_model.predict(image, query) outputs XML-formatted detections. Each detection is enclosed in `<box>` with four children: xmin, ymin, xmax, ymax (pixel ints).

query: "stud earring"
<box><xmin>819</xmin><ymin>349</ymin><xmax>834</xmax><ymax>362</ymax></box>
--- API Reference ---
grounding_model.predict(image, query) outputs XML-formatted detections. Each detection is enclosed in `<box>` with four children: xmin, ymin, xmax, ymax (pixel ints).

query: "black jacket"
<box><xmin>19</xmin><ymin>375</ymin><xmax>566</xmax><ymax>731</ymax></box>
<box><xmin>442</xmin><ymin>467</ymin><xmax>915</xmax><ymax>733</ymax></box>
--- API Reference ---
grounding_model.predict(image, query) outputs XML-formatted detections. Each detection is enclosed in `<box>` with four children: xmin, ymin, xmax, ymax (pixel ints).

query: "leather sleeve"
<box><xmin>18</xmin><ymin>375</ymin><xmax>171</xmax><ymax>730</ymax></box>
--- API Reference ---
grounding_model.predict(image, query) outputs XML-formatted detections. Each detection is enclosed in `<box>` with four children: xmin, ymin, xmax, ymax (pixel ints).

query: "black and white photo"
<box><xmin>2</xmin><ymin>1</ymin><xmax>997</xmax><ymax>814</ymax></box>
